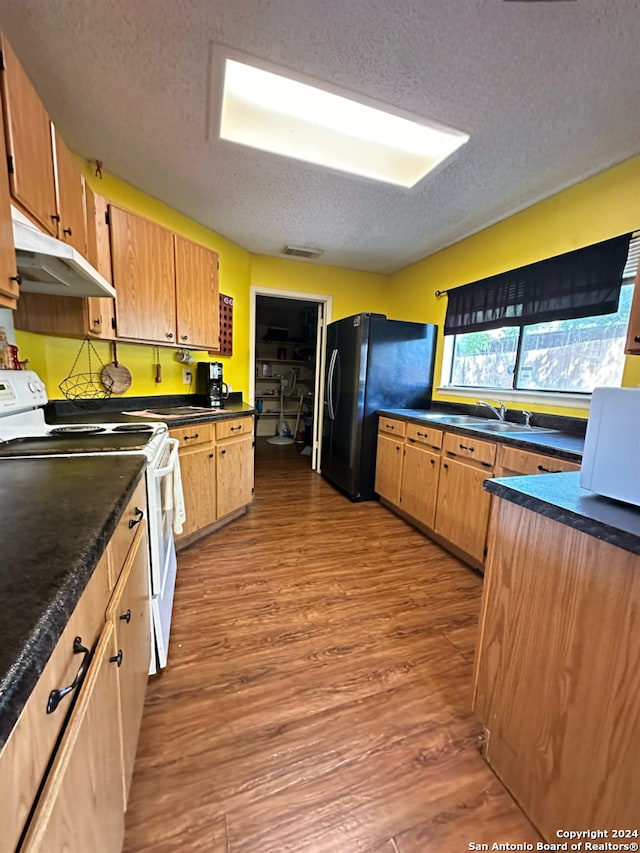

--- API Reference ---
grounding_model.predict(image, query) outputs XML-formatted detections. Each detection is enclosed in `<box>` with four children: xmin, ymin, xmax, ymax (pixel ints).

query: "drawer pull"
<box><xmin>183</xmin><ymin>433</ymin><xmax>199</xmax><ymax>441</ymax></box>
<box><xmin>537</xmin><ymin>464</ymin><xmax>560</xmax><ymax>474</ymax></box>
<box><xmin>408</xmin><ymin>438</ymin><xmax>416</xmax><ymax>443</ymax></box>
<box><xmin>46</xmin><ymin>637</ymin><xmax>90</xmax><ymax>714</ymax></box>
<box><xmin>459</xmin><ymin>443</ymin><xmax>474</xmax><ymax>452</ymax></box>
<box><xmin>119</xmin><ymin>609</ymin><xmax>131</xmax><ymax>624</ymax></box>
<box><xmin>128</xmin><ymin>507</ymin><xmax>144</xmax><ymax>529</ymax></box>
<box><xmin>386</xmin><ymin>424</ymin><xmax>395</xmax><ymax>430</ymax></box>
<box><xmin>417</xmin><ymin>431</ymin><xmax>428</xmax><ymax>438</ymax></box>
<box><xmin>230</xmin><ymin>425</ymin><xmax>242</xmax><ymax>432</ymax></box>
<box><xmin>109</xmin><ymin>649</ymin><xmax>123</xmax><ymax>668</ymax></box>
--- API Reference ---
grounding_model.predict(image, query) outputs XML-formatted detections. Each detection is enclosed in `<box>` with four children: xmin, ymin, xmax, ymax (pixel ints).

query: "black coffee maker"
<box><xmin>196</xmin><ymin>362</ymin><xmax>229</xmax><ymax>408</ymax></box>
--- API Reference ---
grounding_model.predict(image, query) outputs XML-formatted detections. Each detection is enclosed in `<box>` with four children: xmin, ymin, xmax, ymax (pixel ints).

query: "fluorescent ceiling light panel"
<box><xmin>220</xmin><ymin>59</ymin><xmax>469</xmax><ymax>188</ymax></box>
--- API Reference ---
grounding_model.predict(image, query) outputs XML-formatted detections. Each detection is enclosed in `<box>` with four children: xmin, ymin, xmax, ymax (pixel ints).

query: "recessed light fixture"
<box><xmin>219</xmin><ymin>58</ymin><xmax>469</xmax><ymax>189</ymax></box>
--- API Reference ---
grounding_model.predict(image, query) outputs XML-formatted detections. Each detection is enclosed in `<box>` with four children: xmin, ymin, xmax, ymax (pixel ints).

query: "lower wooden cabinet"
<box><xmin>374</xmin><ymin>432</ymin><xmax>403</xmax><ymax>505</ymax></box>
<box><xmin>22</xmin><ymin>622</ymin><xmax>125</xmax><ymax>853</ymax></box>
<box><xmin>400</xmin><ymin>442</ymin><xmax>440</xmax><ymax>529</ymax></box>
<box><xmin>171</xmin><ymin>415</ymin><xmax>254</xmax><ymax>548</ymax></box>
<box><xmin>496</xmin><ymin>444</ymin><xmax>580</xmax><ymax>477</ymax></box>
<box><xmin>1</xmin><ymin>488</ymin><xmax>150</xmax><ymax>851</ymax></box>
<box><xmin>434</xmin><ymin>457</ymin><xmax>493</xmax><ymax>564</ymax></box>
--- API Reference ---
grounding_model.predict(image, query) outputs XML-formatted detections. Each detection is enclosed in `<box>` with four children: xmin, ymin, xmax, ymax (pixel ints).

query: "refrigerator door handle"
<box><xmin>327</xmin><ymin>348</ymin><xmax>338</xmax><ymax>420</ymax></box>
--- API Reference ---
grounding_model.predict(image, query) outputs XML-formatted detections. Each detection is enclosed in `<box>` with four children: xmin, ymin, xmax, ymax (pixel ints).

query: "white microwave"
<box><xmin>580</xmin><ymin>387</ymin><xmax>640</xmax><ymax>507</ymax></box>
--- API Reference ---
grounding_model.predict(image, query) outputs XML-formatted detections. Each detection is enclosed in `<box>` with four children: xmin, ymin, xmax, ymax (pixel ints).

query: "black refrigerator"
<box><xmin>321</xmin><ymin>313</ymin><xmax>437</xmax><ymax>501</ymax></box>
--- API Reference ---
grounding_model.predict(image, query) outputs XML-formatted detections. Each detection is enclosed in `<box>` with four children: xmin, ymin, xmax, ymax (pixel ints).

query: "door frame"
<box><xmin>249</xmin><ymin>286</ymin><xmax>333</xmax><ymax>471</ymax></box>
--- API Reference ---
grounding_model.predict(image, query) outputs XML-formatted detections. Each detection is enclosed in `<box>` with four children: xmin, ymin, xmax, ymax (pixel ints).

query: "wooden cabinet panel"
<box><xmin>108</xmin><ymin>524</ymin><xmax>150</xmax><ymax>803</ymax></box>
<box><xmin>435</xmin><ymin>457</ymin><xmax>493</xmax><ymax>563</ymax></box>
<box><xmin>405</xmin><ymin>421</ymin><xmax>443</xmax><ymax>450</ymax></box>
<box><xmin>400</xmin><ymin>442</ymin><xmax>440</xmax><ymax>528</ymax></box>
<box><xmin>107</xmin><ymin>478</ymin><xmax>147</xmax><ymax>591</ymax></box>
<box><xmin>496</xmin><ymin>444</ymin><xmax>580</xmax><ymax>477</ymax></box>
<box><xmin>174</xmin><ymin>235</ymin><xmax>220</xmax><ymax>350</ymax></box>
<box><xmin>52</xmin><ymin>126</ymin><xmax>87</xmax><ymax>255</ymax></box>
<box><xmin>0</xmin><ymin>35</ymin><xmax>57</xmax><ymax>235</ymax></box>
<box><xmin>85</xmin><ymin>187</ymin><xmax>116</xmax><ymax>339</ymax></box>
<box><xmin>22</xmin><ymin>621</ymin><xmax>125</xmax><ymax>853</ymax></box>
<box><xmin>110</xmin><ymin>204</ymin><xmax>176</xmax><ymax>343</ymax></box>
<box><xmin>474</xmin><ymin>499</ymin><xmax>640</xmax><ymax>837</ymax></box>
<box><xmin>624</xmin><ymin>265</ymin><xmax>640</xmax><ymax>354</ymax></box>
<box><xmin>378</xmin><ymin>417</ymin><xmax>406</xmax><ymax>438</ymax></box>
<box><xmin>217</xmin><ymin>435</ymin><xmax>254</xmax><ymax>518</ymax></box>
<box><xmin>374</xmin><ymin>432</ymin><xmax>403</xmax><ymax>505</ymax></box>
<box><xmin>170</xmin><ymin>422</ymin><xmax>215</xmax><ymax>448</ymax></box>
<box><xmin>176</xmin><ymin>445</ymin><xmax>217</xmax><ymax>538</ymax></box>
<box><xmin>0</xmin><ymin>92</ymin><xmax>17</xmax><ymax>305</ymax></box>
<box><xmin>0</xmin><ymin>553</ymin><xmax>110</xmax><ymax>853</ymax></box>
<box><xmin>443</xmin><ymin>431</ymin><xmax>496</xmax><ymax>467</ymax></box>
<box><xmin>215</xmin><ymin>415</ymin><xmax>253</xmax><ymax>441</ymax></box>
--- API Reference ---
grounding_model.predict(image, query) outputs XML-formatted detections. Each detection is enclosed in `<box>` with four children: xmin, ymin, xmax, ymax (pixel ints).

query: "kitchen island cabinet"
<box><xmin>0</xmin><ymin>456</ymin><xmax>150</xmax><ymax>852</ymax></box>
<box><xmin>473</xmin><ymin>476</ymin><xmax>640</xmax><ymax>839</ymax></box>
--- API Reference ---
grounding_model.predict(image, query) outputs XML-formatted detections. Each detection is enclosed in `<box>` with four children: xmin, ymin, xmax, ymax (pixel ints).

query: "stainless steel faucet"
<box><xmin>476</xmin><ymin>399</ymin><xmax>506</xmax><ymax>421</ymax></box>
<box><xmin>521</xmin><ymin>410</ymin><xmax>532</xmax><ymax>428</ymax></box>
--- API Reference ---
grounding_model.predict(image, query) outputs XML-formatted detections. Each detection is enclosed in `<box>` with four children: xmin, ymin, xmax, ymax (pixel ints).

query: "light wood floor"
<box><xmin>123</xmin><ymin>440</ymin><xmax>540</xmax><ymax>852</ymax></box>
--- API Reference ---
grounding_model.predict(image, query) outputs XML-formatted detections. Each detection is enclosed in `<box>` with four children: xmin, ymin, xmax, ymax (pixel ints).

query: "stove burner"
<box><xmin>49</xmin><ymin>425</ymin><xmax>107</xmax><ymax>435</ymax></box>
<box><xmin>112</xmin><ymin>424</ymin><xmax>154</xmax><ymax>433</ymax></box>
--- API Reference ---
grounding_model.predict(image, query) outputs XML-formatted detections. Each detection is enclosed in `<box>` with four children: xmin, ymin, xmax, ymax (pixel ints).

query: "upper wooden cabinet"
<box><xmin>0</xmin><ymin>34</ymin><xmax>57</xmax><ymax>235</ymax></box>
<box><xmin>110</xmin><ymin>204</ymin><xmax>176</xmax><ymax>343</ymax></box>
<box><xmin>110</xmin><ymin>205</ymin><xmax>220</xmax><ymax>349</ymax></box>
<box><xmin>175</xmin><ymin>234</ymin><xmax>220</xmax><ymax>349</ymax></box>
<box><xmin>51</xmin><ymin>125</ymin><xmax>87</xmax><ymax>256</ymax></box>
<box><xmin>85</xmin><ymin>186</ymin><xmax>116</xmax><ymax>340</ymax></box>
<box><xmin>624</xmin><ymin>264</ymin><xmax>640</xmax><ymax>354</ymax></box>
<box><xmin>0</xmin><ymin>90</ymin><xmax>18</xmax><ymax>308</ymax></box>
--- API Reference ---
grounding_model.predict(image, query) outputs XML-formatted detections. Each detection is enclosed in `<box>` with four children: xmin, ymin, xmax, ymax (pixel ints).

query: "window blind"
<box><xmin>443</xmin><ymin>233</ymin><xmax>633</xmax><ymax>336</ymax></box>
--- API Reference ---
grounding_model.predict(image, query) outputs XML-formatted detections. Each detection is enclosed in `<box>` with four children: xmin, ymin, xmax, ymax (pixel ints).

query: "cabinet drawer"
<box><xmin>215</xmin><ymin>416</ymin><xmax>253</xmax><ymax>441</ymax></box>
<box><xmin>108</xmin><ymin>477</ymin><xmax>147</xmax><ymax>591</ymax></box>
<box><xmin>497</xmin><ymin>445</ymin><xmax>580</xmax><ymax>476</ymax></box>
<box><xmin>443</xmin><ymin>431</ymin><xmax>496</xmax><ymax>467</ymax></box>
<box><xmin>406</xmin><ymin>421</ymin><xmax>443</xmax><ymax>450</ymax></box>
<box><xmin>378</xmin><ymin>417</ymin><xmax>406</xmax><ymax>438</ymax></box>
<box><xmin>0</xmin><ymin>552</ymin><xmax>110</xmax><ymax>853</ymax></box>
<box><xmin>169</xmin><ymin>422</ymin><xmax>214</xmax><ymax>448</ymax></box>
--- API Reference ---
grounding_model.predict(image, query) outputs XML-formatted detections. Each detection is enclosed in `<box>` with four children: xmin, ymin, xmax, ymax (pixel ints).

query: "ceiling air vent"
<box><xmin>281</xmin><ymin>245</ymin><xmax>324</xmax><ymax>260</ymax></box>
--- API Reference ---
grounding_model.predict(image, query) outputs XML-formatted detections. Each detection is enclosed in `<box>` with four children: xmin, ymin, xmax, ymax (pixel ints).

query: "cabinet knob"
<box><xmin>181</xmin><ymin>335</ymin><xmax>188</xmax><ymax>341</ymax></box>
<box><xmin>9</xmin><ymin>274</ymin><xmax>21</xmax><ymax>285</ymax></box>
<box><xmin>51</xmin><ymin>213</ymin><xmax>61</xmax><ymax>223</ymax></box>
<box><xmin>635</xmin><ymin>335</ymin><xmax>640</xmax><ymax>343</ymax></box>
<box><xmin>443</xmin><ymin>463</ymin><xmax>449</xmax><ymax>469</ymax></box>
<box><xmin>209</xmin><ymin>452</ymin><xmax>214</xmax><ymax>458</ymax></box>
<box><xmin>430</xmin><ymin>459</ymin><xmax>435</xmax><ymax>465</ymax></box>
<box><xmin>119</xmin><ymin>609</ymin><xmax>131</xmax><ymax>624</ymax></box>
<box><xmin>93</xmin><ymin>318</ymin><xmax>101</xmax><ymax>325</ymax></box>
<box><xmin>109</xmin><ymin>650</ymin><xmax>123</xmax><ymax>668</ymax></box>
<box><xmin>221</xmin><ymin>449</ymin><xmax>226</xmax><ymax>455</ymax></box>
<box><xmin>63</xmin><ymin>227</ymin><xmax>73</xmax><ymax>236</ymax></box>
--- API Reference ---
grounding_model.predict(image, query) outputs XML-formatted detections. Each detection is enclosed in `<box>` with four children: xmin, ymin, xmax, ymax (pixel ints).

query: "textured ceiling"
<box><xmin>0</xmin><ymin>0</ymin><xmax>638</xmax><ymax>274</ymax></box>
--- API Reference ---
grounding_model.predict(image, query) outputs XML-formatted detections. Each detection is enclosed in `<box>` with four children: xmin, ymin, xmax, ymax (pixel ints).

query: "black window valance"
<box><xmin>443</xmin><ymin>233</ymin><xmax>632</xmax><ymax>336</ymax></box>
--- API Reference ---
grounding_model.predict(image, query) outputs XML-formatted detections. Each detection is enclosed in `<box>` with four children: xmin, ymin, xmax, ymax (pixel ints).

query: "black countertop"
<box><xmin>0</xmin><ymin>455</ymin><xmax>146</xmax><ymax>749</ymax></box>
<box><xmin>377</xmin><ymin>407</ymin><xmax>584</xmax><ymax>461</ymax></box>
<box><xmin>485</xmin><ymin>472</ymin><xmax>640</xmax><ymax>556</ymax></box>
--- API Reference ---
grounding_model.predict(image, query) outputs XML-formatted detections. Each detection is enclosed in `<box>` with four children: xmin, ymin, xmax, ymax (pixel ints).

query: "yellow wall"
<box><xmin>390</xmin><ymin>154</ymin><xmax>640</xmax><ymax>417</ymax></box>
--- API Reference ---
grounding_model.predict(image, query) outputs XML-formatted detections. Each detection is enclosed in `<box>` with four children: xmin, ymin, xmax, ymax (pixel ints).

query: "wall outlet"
<box><xmin>182</xmin><ymin>369</ymin><xmax>192</xmax><ymax>385</ymax></box>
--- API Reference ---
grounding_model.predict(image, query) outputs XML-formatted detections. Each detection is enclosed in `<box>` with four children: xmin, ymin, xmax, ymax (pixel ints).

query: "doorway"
<box><xmin>250</xmin><ymin>287</ymin><xmax>332</xmax><ymax>470</ymax></box>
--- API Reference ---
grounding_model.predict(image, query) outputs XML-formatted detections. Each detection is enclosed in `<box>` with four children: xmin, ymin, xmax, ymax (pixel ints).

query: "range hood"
<box><xmin>11</xmin><ymin>206</ymin><xmax>116</xmax><ymax>298</ymax></box>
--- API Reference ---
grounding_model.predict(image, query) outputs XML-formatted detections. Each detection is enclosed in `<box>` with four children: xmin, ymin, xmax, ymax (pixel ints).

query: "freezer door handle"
<box><xmin>327</xmin><ymin>348</ymin><xmax>338</xmax><ymax>420</ymax></box>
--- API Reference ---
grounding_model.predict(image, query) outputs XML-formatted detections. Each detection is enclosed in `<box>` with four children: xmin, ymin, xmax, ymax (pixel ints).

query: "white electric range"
<box><xmin>0</xmin><ymin>370</ymin><xmax>182</xmax><ymax>674</ymax></box>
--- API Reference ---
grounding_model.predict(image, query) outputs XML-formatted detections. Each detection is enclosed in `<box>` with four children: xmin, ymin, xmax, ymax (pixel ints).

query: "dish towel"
<box><xmin>171</xmin><ymin>455</ymin><xmax>186</xmax><ymax>536</ymax></box>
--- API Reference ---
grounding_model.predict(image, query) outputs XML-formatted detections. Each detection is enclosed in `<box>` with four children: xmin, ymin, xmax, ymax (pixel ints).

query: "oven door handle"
<box><xmin>153</xmin><ymin>438</ymin><xmax>179</xmax><ymax>479</ymax></box>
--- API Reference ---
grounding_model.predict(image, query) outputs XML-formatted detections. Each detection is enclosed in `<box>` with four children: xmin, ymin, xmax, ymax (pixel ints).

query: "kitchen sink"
<box><xmin>472</xmin><ymin>421</ymin><xmax>558</xmax><ymax>434</ymax></box>
<box><xmin>419</xmin><ymin>414</ymin><xmax>488</xmax><ymax>425</ymax></box>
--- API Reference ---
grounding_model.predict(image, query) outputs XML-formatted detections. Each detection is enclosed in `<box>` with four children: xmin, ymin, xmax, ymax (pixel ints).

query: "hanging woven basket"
<box><xmin>59</xmin><ymin>338</ymin><xmax>113</xmax><ymax>410</ymax></box>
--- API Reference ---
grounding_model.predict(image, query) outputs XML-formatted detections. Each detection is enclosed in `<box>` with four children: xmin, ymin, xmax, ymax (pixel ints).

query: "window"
<box><xmin>443</xmin><ymin>234</ymin><xmax>638</xmax><ymax>396</ymax></box>
<box><xmin>446</xmin><ymin>283</ymin><xmax>634</xmax><ymax>393</ymax></box>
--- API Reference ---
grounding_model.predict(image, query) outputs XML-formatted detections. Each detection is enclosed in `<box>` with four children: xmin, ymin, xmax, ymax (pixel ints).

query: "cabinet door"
<box><xmin>85</xmin><ymin>187</ymin><xmax>116</xmax><ymax>338</ymax></box>
<box><xmin>52</xmin><ymin>126</ymin><xmax>87</xmax><ymax>255</ymax></box>
<box><xmin>0</xmin><ymin>35</ymin><xmax>57</xmax><ymax>235</ymax></box>
<box><xmin>110</xmin><ymin>205</ymin><xmax>176</xmax><ymax>343</ymax></box>
<box><xmin>374</xmin><ymin>433</ymin><xmax>403</xmax><ymax>505</ymax></box>
<box><xmin>624</xmin><ymin>265</ymin><xmax>640</xmax><ymax>354</ymax></box>
<box><xmin>400</xmin><ymin>442</ymin><xmax>440</xmax><ymax>528</ymax></box>
<box><xmin>109</xmin><ymin>523</ymin><xmax>150</xmax><ymax>803</ymax></box>
<box><xmin>0</xmin><ymin>92</ymin><xmax>17</xmax><ymax>305</ymax></box>
<box><xmin>22</xmin><ymin>622</ymin><xmax>125</xmax><ymax>853</ymax></box>
<box><xmin>216</xmin><ymin>435</ymin><xmax>254</xmax><ymax>518</ymax></box>
<box><xmin>177</xmin><ymin>445</ymin><xmax>217</xmax><ymax>538</ymax></box>
<box><xmin>174</xmin><ymin>234</ymin><xmax>220</xmax><ymax>350</ymax></box>
<box><xmin>435</xmin><ymin>457</ymin><xmax>493</xmax><ymax>564</ymax></box>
